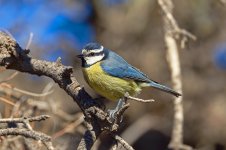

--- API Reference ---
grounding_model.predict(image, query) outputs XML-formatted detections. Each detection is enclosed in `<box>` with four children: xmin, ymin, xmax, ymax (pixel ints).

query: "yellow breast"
<box><xmin>82</xmin><ymin>62</ymin><xmax>141</xmax><ymax>101</ymax></box>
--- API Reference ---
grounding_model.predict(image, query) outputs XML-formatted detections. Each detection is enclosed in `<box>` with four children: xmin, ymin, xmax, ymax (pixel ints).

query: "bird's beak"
<box><xmin>76</xmin><ymin>54</ymin><xmax>84</xmax><ymax>58</ymax></box>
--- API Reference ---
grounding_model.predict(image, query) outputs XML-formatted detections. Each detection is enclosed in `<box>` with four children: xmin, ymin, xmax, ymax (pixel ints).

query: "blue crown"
<box><xmin>83</xmin><ymin>42</ymin><xmax>102</xmax><ymax>51</ymax></box>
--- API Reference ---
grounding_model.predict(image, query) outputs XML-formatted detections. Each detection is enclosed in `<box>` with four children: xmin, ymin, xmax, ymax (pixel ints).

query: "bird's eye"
<box><xmin>90</xmin><ymin>52</ymin><xmax>95</xmax><ymax>56</ymax></box>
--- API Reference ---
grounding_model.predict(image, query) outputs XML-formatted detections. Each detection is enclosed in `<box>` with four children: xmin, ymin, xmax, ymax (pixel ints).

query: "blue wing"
<box><xmin>101</xmin><ymin>49</ymin><xmax>181</xmax><ymax>97</ymax></box>
<box><xmin>101</xmin><ymin>50</ymin><xmax>151</xmax><ymax>83</ymax></box>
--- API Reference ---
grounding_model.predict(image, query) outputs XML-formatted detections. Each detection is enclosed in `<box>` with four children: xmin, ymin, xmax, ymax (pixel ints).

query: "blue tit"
<box><xmin>77</xmin><ymin>43</ymin><xmax>181</xmax><ymax>118</ymax></box>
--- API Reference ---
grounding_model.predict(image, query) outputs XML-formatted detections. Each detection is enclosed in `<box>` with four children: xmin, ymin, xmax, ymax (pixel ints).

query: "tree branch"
<box><xmin>124</xmin><ymin>92</ymin><xmax>155</xmax><ymax>103</ymax></box>
<box><xmin>0</xmin><ymin>128</ymin><xmax>54</xmax><ymax>150</ymax></box>
<box><xmin>219</xmin><ymin>0</ymin><xmax>226</xmax><ymax>5</ymax></box>
<box><xmin>112</xmin><ymin>134</ymin><xmax>134</xmax><ymax>150</ymax></box>
<box><xmin>0</xmin><ymin>115</ymin><xmax>53</xmax><ymax>150</ymax></box>
<box><xmin>158</xmin><ymin>0</ymin><xmax>195</xmax><ymax>150</ymax></box>
<box><xmin>0</xmin><ymin>30</ymin><xmax>132</xmax><ymax>149</ymax></box>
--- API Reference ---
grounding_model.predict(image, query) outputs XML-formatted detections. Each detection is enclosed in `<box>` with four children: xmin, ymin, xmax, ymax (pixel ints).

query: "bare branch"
<box><xmin>77</xmin><ymin>122</ymin><xmax>100</xmax><ymax>150</ymax></box>
<box><xmin>113</xmin><ymin>134</ymin><xmax>134</xmax><ymax>150</ymax></box>
<box><xmin>0</xmin><ymin>128</ymin><xmax>54</xmax><ymax>150</ymax></box>
<box><xmin>0</xmin><ymin>115</ymin><xmax>50</xmax><ymax>131</ymax></box>
<box><xmin>52</xmin><ymin>114</ymin><xmax>84</xmax><ymax>139</ymax></box>
<box><xmin>0</xmin><ymin>71</ymin><xmax>18</xmax><ymax>83</ymax></box>
<box><xmin>0</xmin><ymin>30</ymin><xmax>133</xmax><ymax>149</ymax></box>
<box><xmin>158</xmin><ymin>0</ymin><xmax>194</xmax><ymax>150</ymax></box>
<box><xmin>0</xmin><ymin>115</ymin><xmax>50</xmax><ymax>123</ymax></box>
<box><xmin>124</xmin><ymin>92</ymin><xmax>155</xmax><ymax>103</ymax></box>
<box><xmin>10</xmin><ymin>96</ymin><xmax>28</xmax><ymax>118</ymax></box>
<box><xmin>0</xmin><ymin>115</ymin><xmax>53</xmax><ymax>150</ymax></box>
<box><xmin>40</xmin><ymin>82</ymin><xmax>55</xmax><ymax>100</ymax></box>
<box><xmin>158</xmin><ymin>0</ymin><xmax>196</xmax><ymax>49</ymax></box>
<box><xmin>13</xmin><ymin>87</ymin><xmax>54</xmax><ymax>97</ymax></box>
<box><xmin>0</xmin><ymin>97</ymin><xmax>15</xmax><ymax>106</ymax></box>
<box><xmin>0</xmin><ymin>30</ymin><xmax>96</xmax><ymax>109</ymax></box>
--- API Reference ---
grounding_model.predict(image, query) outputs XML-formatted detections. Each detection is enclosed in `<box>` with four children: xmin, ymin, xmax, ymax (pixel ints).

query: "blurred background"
<box><xmin>0</xmin><ymin>0</ymin><xmax>226</xmax><ymax>149</ymax></box>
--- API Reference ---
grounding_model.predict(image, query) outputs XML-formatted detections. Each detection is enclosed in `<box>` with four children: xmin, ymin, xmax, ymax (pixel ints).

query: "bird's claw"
<box><xmin>107</xmin><ymin>109</ymin><xmax>123</xmax><ymax>123</ymax></box>
<box><xmin>107</xmin><ymin>109</ymin><xmax>118</xmax><ymax>122</ymax></box>
<box><xmin>107</xmin><ymin>98</ymin><xmax>125</xmax><ymax>122</ymax></box>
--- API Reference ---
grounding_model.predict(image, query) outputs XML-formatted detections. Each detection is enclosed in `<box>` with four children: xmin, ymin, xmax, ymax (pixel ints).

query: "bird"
<box><xmin>77</xmin><ymin>42</ymin><xmax>181</xmax><ymax>119</ymax></box>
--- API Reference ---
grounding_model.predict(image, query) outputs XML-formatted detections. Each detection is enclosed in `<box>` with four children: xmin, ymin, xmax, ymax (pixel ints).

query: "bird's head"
<box><xmin>77</xmin><ymin>43</ymin><xmax>106</xmax><ymax>67</ymax></box>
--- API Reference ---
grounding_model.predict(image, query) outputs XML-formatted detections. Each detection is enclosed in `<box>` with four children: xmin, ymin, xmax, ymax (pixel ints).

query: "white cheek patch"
<box><xmin>85</xmin><ymin>54</ymin><xmax>104</xmax><ymax>65</ymax></box>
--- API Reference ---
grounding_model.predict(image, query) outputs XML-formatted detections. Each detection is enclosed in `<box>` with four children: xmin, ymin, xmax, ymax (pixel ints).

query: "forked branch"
<box><xmin>0</xmin><ymin>30</ymin><xmax>132</xmax><ymax>150</ymax></box>
<box><xmin>158</xmin><ymin>0</ymin><xmax>195</xmax><ymax>149</ymax></box>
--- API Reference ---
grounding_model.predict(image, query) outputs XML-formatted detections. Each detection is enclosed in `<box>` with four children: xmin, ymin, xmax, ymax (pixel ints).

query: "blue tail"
<box><xmin>149</xmin><ymin>81</ymin><xmax>181</xmax><ymax>97</ymax></box>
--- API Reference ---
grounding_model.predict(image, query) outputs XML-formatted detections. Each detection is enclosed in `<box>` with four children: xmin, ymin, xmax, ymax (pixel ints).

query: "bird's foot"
<box><xmin>107</xmin><ymin>98</ymin><xmax>126</xmax><ymax>122</ymax></box>
<box><xmin>107</xmin><ymin>109</ymin><xmax>119</xmax><ymax>122</ymax></box>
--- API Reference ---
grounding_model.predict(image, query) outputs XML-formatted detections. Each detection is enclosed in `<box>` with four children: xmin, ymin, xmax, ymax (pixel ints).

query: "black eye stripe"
<box><xmin>87</xmin><ymin>51</ymin><xmax>104</xmax><ymax>57</ymax></box>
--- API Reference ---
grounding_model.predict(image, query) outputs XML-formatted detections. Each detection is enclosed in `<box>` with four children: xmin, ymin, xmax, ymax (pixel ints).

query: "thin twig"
<box><xmin>112</xmin><ymin>134</ymin><xmax>134</xmax><ymax>150</ymax></box>
<box><xmin>0</xmin><ymin>97</ymin><xmax>15</xmax><ymax>106</ymax></box>
<box><xmin>0</xmin><ymin>67</ymin><xmax>6</xmax><ymax>72</ymax></box>
<box><xmin>40</xmin><ymin>82</ymin><xmax>54</xmax><ymax>100</ymax></box>
<box><xmin>52</xmin><ymin>114</ymin><xmax>84</xmax><ymax>139</ymax></box>
<box><xmin>0</xmin><ymin>115</ymin><xmax>53</xmax><ymax>149</ymax></box>
<box><xmin>0</xmin><ymin>115</ymin><xmax>50</xmax><ymax>124</ymax></box>
<box><xmin>0</xmin><ymin>82</ymin><xmax>12</xmax><ymax>89</ymax></box>
<box><xmin>10</xmin><ymin>96</ymin><xmax>28</xmax><ymax>118</ymax></box>
<box><xmin>0</xmin><ymin>128</ymin><xmax>54</xmax><ymax>150</ymax></box>
<box><xmin>158</xmin><ymin>0</ymin><xmax>194</xmax><ymax>149</ymax></box>
<box><xmin>124</xmin><ymin>92</ymin><xmax>155</xmax><ymax>102</ymax></box>
<box><xmin>54</xmin><ymin>109</ymin><xmax>78</xmax><ymax>121</ymax></box>
<box><xmin>158</xmin><ymin>0</ymin><xmax>196</xmax><ymax>49</ymax></box>
<box><xmin>13</xmin><ymin>87</ymin><xmax>54</xmax><ymax>97</ymax></box>
<box><xmin>0</xmin><ymin>72</ymin><xmax>18</xmax><ymax>83</ymax></box>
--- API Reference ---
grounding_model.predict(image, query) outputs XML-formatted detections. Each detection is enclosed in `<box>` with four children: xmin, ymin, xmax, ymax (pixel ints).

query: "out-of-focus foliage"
<box><xmin>214</xmin><ymin>44</ymin><xmax>226</xmax><ymax>69</ymax></box>
<box><xmin>0</xmin><ymin>0</ymin><xmax>95</xmax><ymax>62</ymax></box>
<box><xmin>103</xmin><ymin>0</ymin><xmax>128</xmax><ymax>6</ymax></box>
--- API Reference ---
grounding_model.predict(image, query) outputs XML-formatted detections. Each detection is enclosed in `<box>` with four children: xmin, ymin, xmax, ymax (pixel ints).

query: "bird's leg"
<box><xmin>108</xmin><ymin>98</ymin><xmax>126</xmax><ymax>122</ymax></box>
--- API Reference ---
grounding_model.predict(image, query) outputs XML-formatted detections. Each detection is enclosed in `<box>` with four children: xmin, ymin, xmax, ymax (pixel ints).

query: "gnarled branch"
<box><xmin>0</xmin><ymin>30</ymin><xmax>131</xmax><ymax>149</ymax></box>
